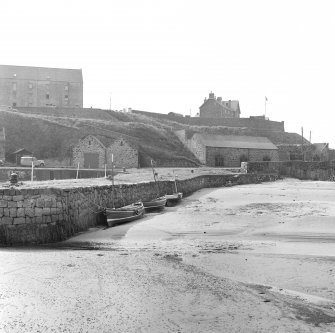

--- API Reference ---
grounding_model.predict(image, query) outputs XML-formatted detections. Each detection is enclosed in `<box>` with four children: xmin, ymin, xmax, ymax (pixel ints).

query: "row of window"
<box><xmin>11</xmin><ymin>91</ymin><xmax>69</xmax><ymax>100</ymax></box>
<box><xmin>12</xmin><ymin>82</ymin><xmax>69</xmax><ymax>91</ymax></box>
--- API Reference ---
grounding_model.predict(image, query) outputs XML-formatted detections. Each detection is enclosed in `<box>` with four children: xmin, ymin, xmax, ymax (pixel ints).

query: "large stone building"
<box><xmin>0</xmin><ymin>128</ymin><xmax>5</xmax><ymax>160</ymax></box>
<box><xmin>72</xmin><ymin>135</ymin><xmax>138</xmax><ymax>169</ymax></box>
<box><xmin>175</xmin><ymin>130</ymin><xmax>279</xmax><ymax>167</ymax></box>
<box><xmin>0</xmin><ymin>65</ymin><xmax>83</xmax><ymax>108</ymax></box>
<box><xmin>199</xmin><ymin>92</ymin><xmax>240</xmax><ymax>118</ymax></box>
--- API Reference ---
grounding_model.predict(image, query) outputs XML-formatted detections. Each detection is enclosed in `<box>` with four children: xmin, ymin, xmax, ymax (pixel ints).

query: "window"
<box><xmin>64</xmin><ymin>95</ymin><xmax>68</xmax><ymax>99</ymax></box>
<box><xmin>28</xmin><ymin>82</ymin><xmax>33</xmax><ymax>89</ymax></box>
<box><xmin>46</xmin><ymin>93</ymin><xmax>50</xmax><ymax>99</ymax></box>
<box><xmin>12</xmin><ymin>83</ymin><xmax>17</xmax><ymax>91</ymax></box>
<box><xmin>64</xmin><ymin>85</ymin><xmax>69</xmax><ymax>91</ymax></box>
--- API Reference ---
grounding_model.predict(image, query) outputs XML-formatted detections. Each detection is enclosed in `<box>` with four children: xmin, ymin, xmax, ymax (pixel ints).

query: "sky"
<box><xmin>1</xmin><ymin>0</ymin><xmax>334</xmax><ymax>146</ymax></box>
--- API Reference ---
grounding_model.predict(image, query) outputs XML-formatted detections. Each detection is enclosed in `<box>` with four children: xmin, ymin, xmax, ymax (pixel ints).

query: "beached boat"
<box><xmin>143</xmin><ymin>160</ymin><xmax>167</xmax><ymax>211</ymax></box>
<box><xmin>105</xmin><ymin>202</ymin><xmax>145</xmax><ymax>227</ymax></box>
<box><xmin>165</xmin><ymin>192</ymin><xmax>183</xmax><ymax>206</ymax></box>
<box><xmin>105</xmin><ymin>155</ymin><xmax>145</xmax><ymax>227</ymax></box>
<box><xmin>143</xmin><ymin>196</ymin><xmax>167</xmax><ymax>211</ymax></box>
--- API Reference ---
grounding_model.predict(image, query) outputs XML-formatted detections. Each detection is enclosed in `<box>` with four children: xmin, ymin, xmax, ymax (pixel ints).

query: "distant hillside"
<box><xmin>0</xmin><ymin>108</ymin><xmax>200</xmax><ymax>167</ymax></box>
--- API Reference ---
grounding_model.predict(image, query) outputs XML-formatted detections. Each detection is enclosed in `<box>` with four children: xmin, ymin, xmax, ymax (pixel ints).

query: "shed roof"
<box><xmin>9</xmin><ymin>148</ymin><xmax>33</xmax><ymax>155</ymax></box>
<box><xmin>0</xmin><ymin>65</ymin><xmax>82</xmax><ymax>83</ymax></box>
<box><xmin>311</xmin><ymin>143</ymin><xmax>328</xmax><ymax>153</ymax></box>
<box><xmin>195</xmin><ymin>134</ymin><xmax>278</xmax><ymax>150</ymax></box>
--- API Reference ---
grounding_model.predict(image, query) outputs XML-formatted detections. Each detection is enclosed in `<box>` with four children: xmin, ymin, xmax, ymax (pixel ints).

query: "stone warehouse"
<box><xmin>175</xmin><ymin>130</ymin><xmax>279</xmax><ymax>167</ymax></box>
<box><xmin>0</xmin><ymin>65</ymin><xmax>83</xmax><ymax>108</ymax></box>
<box><xmin>199</xmin><ymin>92</ymin><xmax>240</xmax><ymax>118</ymax></box>
<box><xmin>72</xmin><ymin>135</ymin><xmax>138</xmax><ymax>169</ymax></box>
<box><xmin>0</xmin><ymin>128</ymin><xmax>5</xmax><ymax>160</ymax></box>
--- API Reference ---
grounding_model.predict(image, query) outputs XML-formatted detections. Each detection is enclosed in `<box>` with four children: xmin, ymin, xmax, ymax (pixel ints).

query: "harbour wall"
<box><xmin>0</xmin><ymin>167</ymin><xmax>116</xmax><ymax>182</ymax></box>
<box><xmin>247</xmin><ymin>160</ymin><xmax>335</xmax><ymax>181</ymax></box>
<box><xmin>0</xmin><ymin>173</ymin><xmax>278</xmax><ymax>246</ymax></box>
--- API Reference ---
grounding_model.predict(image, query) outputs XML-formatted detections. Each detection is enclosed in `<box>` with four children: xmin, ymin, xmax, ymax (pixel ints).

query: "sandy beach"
<box><xmin>1</xmin><ymin>178</ymin><xmax>335</xmax><ymax>332</ymax></box>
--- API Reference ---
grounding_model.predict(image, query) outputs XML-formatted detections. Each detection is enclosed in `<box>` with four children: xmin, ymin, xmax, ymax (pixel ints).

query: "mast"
<box><xmin>151</xmin><ymin>159</ymin><xmax>160</xmax><ymax>197</ymax></box>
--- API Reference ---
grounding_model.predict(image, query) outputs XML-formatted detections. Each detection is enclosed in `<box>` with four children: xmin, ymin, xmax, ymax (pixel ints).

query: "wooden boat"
<box><xmin>105</xmin><ymin>202</ymin><xmax>145</xmax><ymax>227</ymax></box>
<box><xmin>143</xmin><ymin>196</ymin><xmax>167</xmax><ymax>211</ymax></box>
<box><xmin>165</xmin><ymin>192</ymin><xmax>183</xmax><ymax>206</ymax></box>
<box><xmin>105</xmin><ymin>157</ymin><xmax>145</xmax><ymax>227</ymax></box>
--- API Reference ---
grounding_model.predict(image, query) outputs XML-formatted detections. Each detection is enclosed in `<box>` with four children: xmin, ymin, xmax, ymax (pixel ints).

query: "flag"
<box><xmin>265</xmin><ymin>96</ymin><xmax>268</xmax><ymax>101</ymax></box>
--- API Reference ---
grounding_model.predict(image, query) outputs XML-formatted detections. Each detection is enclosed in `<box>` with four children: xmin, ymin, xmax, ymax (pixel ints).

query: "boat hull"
<box><xmin>105</xmin><ymin>202</ymin><xmax>145</xmax><ymax>227</ymax></box>
<box><xmin>143</xmin><ymin>196</ymin><xmax>167</xmax><ymax>211</ymax></box>
<box><xmin>165</xmin><ymin>192</ymin><xmax>183</xmax><ymax>206</ymax></box>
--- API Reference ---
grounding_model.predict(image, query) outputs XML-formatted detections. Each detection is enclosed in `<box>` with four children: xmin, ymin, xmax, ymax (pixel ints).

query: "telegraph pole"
<box><xmin>264</xmin><ymin>96</ymin><xmax>268</xmax><ymax>118</ymax></box>
<box><xmin>301</xmin><ymin>127</ymin><xmax>304</xmax><ymax>161</ymax></box>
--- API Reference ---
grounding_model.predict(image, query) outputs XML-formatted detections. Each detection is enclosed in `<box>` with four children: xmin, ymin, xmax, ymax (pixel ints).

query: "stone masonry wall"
<box><xmin>0</xmin><ymin>173</ymin><xmax>278</xmax><ymax>245</ymax></box>
<box><xmin>206</xmin><ymin>147</ymin><xmax>279</xmax><ymax>167</ymax></box>
<box><xmin>206</xmin><ymin>147</ymin><xmax>248</xmax><ymax>167</ymax></box>
<box><xmin>107</xmin><ymin>137</ymin><xmax>138</xmax><ymax>168</ymax></box>
<box><xmin>175</xmin><ymin>130</ymin><xmax>206</xmax><ymax>164</ymax></box>
<box><xmin>73</xmin><ymin>135</ymin><xmax>106</xmax><ymax>168</ymax></box>
<box><xmin>247</xmin><ymin>160</ymin><xmax>335</xmax><ymax>181</ymax></box>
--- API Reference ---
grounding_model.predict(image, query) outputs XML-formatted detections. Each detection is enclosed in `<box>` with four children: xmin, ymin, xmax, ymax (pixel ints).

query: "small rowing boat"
<box><xmin>105</xmin><ymin>202</ymin><xmax>145</xmax><ymax>227</ymax></box>
<box><xmin>143</xmin><ymin>196</ymin><xmax>167</xmax><ymax>211</ymax></box>
<box><xmin>165</xmin><ymin>192</ymin><xmax>183</xmax><ymax>206</ymax></box>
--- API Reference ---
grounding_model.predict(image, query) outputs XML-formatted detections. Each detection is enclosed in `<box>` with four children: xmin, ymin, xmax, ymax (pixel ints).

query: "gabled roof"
<box><xmin>9</xmin><ymin>148</ymin><xmax>33</xmax><ymax>155</ymax></box>
<box><xmin>80</xmin><ymin>134</ymin><xmax>139</xmax><ymax>150</ymax></box>
<box><xmin>0</xmin><ymin>65</ymin><xmax>82</xmax><ymax>83</ymax></box>
<box><xmin>194</xmin><ymin>133</ymin><xmax>278</xmax><ymax>150</ymax></box>
<box><xmin>199</xmin><ymin>94</ymin><xmax>240</xmax><ymax>115</ymax></box>
<box><xmin>312</xmin><ymin>143</ymin><xmax>328</xmax><ymax>153</ymax></box>
<box><xmin>79</xmin><ymin>134</ymin><xmax>107</xmax><ymax>149</ymax></box>
<box><xmin>199</xmin><ymin>98</ymin><xmax>232</xmax><ymax>112</ymax></box>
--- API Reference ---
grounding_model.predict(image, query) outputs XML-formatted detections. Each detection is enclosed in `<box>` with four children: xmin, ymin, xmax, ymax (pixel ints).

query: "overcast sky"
<box><xmin>1</xmin><ymin>0</ymin><xmax>334</xmax><ymax>146</ymax></box>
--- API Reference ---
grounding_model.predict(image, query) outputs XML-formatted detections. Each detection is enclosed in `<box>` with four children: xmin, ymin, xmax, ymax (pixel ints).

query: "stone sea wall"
<box><xmin>0</xmin><ymin>167</ymin><xmax>114</xmax><ymax>182</ymax></box>
<box><xmin>247</xmin><ymin>160</ymin><xmax>335</xmax><ymax>181</ymax></box>
<box><xmin>0</xmin><ymin>173</ymin><xmax>278</xmax><ymax>246</ymax></box>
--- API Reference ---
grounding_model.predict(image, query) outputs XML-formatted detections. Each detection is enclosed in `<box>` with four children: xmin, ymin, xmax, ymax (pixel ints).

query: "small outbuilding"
<box><xmin>72</xmin><ymin>134</ymin><xmax>139</xmax><ymax>169</ymax></box>
<box><xmin>72</xmin><ymin>135</ymin><xmax>106</xmax><ymax>169</ymax></box>
<box><xmin>7</xmin><ymin>148</ymin><xmax>33</xmax><ymax>165</ymax></box>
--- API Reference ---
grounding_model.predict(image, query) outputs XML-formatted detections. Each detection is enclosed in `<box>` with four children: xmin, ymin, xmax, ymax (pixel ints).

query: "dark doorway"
<box><xmin>215</xmin><ymin>155</ymin><xmax>224</xmax><ymax>167</ymax></box>
<box><xmin>84</xmin><ymin>153</ymin><xmax>99</xmax><ymax>169</ymax></box>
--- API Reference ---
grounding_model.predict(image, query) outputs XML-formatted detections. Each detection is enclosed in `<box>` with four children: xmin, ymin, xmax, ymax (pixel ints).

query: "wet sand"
<box><xmin>1</xmin><ymin>178</ymin><xmax>335</xmax><ymax>332</ymax></box>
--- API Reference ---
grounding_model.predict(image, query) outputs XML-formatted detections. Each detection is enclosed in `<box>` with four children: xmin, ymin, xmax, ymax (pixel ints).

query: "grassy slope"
<box><xmin>0</xmin><ymin>109</ymin><xmax>200</xmax><ymax>166</ymax></box>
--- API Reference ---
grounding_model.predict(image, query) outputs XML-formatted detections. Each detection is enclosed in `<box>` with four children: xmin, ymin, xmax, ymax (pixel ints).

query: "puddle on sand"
<box><xmin>243</xmin><ymin>240</ymin><xmax>335</xmax><ymax>257</ymax></box>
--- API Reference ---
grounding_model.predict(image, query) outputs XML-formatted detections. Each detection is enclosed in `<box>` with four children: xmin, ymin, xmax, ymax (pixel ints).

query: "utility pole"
<box><xmin>264</xmin><ymin>96</ymin><xmax>268</xmax><ymax>118</ymax></box>
<box><xmin>301</xmin><ymin>127</ymin><xmax>304</xmax><ymax>161</ymax></box>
